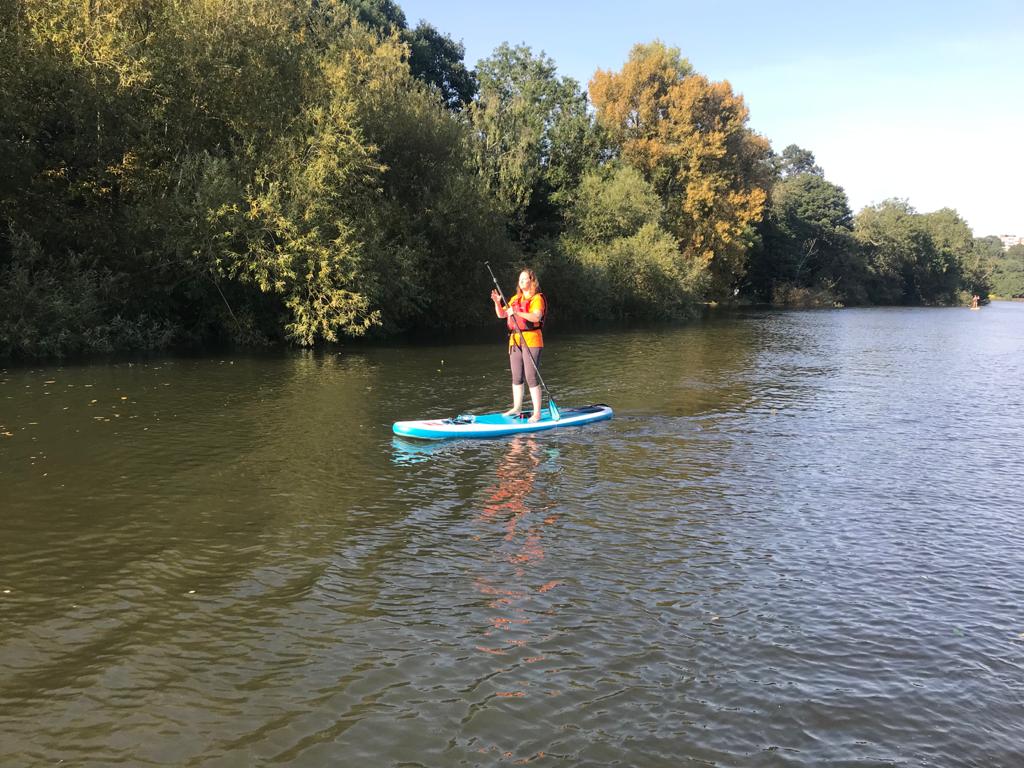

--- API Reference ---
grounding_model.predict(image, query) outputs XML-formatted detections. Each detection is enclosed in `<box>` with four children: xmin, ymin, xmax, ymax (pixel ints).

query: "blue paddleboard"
<box><xmin>392</xmin><ymin>404</ymin><xmax>613</xmax><ymax>440</ymax></box>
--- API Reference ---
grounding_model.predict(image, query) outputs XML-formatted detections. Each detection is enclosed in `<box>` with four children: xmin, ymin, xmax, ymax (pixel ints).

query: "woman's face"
<box><xmin>518</xmin><ymin>271</ymin><xmax>532</xmax><ymax>292</ymax></box>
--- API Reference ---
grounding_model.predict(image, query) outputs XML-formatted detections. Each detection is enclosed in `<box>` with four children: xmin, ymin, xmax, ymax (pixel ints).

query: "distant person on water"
<box><xmin>491</xmin><ymin>269</ymin><xmax>546</xmax><ymax>422</ymax></box>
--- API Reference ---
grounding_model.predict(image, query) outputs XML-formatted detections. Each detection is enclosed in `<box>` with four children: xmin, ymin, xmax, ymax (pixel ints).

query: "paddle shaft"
<box><xmin>484</xmin><ymin>262</ymin><xmax>558</xmax><ymax>414</ymax></box>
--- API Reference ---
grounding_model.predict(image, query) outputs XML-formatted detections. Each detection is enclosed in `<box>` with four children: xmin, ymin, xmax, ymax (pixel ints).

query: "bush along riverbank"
<box><xmin>0</xmin><ymin>1</ymin><xmax>998</xmax><ymax>359</ymax></box>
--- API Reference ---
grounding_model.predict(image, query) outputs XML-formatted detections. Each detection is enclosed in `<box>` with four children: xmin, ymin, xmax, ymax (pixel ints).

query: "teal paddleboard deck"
<box><xmin>393</xmin><ymin>404</ymin><xmax>613</xmax><ymax>440</ymax></box>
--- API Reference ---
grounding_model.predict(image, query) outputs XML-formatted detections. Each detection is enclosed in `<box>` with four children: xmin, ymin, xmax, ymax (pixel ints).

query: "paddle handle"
<box><xmin>484</xmin><ymin>261</ymin><xmax>508</xmax><ymax>308</ymax></box>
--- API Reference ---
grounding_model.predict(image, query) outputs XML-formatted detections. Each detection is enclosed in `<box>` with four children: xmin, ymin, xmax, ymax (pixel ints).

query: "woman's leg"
<box><xmin>528</xmin><ymin>386</ymin><xmax>542</xmax><ymax>421</ymax></box>
<box><xmin>523</xmin><ymin>347</ymin><xmax>543</xmax><ymax>421</ymax></box>
<box><xmin>504</xmin><ymin>385</ymin><xmax>524</xmax><ymax>416</ymax></box>
<box><xmin>505</xmin><ymin>346</ymin><xmax>525</xmax><ymax>416</ymax></box>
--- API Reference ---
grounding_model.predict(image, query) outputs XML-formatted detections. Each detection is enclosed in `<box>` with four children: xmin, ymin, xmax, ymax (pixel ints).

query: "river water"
<box><xmin>2</xmin><ymin>303</ymin><xmax>1023</xmax><ymax>767</ymax></box>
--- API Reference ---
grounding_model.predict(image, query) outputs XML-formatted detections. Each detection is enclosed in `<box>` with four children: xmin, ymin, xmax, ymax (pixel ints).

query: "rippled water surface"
<box><xmin>3</xmin><ymin>304</ymin><xmax>1024</xmax><ymax>766</ymax></box>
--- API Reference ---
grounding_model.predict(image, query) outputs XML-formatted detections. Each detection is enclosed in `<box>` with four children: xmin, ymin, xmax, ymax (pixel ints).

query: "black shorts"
<box><xmin>509</xmin><ymin>344</ymin><xmax>543</xmax><ymax>387</ymax></box>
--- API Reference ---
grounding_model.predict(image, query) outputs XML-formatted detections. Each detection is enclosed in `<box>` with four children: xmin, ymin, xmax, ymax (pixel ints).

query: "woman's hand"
<box><xmin>490</xmin><ymin>289</ymin><xmax>501</xmax><ymax>304</ymax></box>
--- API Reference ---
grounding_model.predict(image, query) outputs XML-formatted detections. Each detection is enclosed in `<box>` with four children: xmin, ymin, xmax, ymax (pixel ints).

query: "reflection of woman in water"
<box><xmin>470</xmin><ymin>437</ymin><xmax>562</xmax><ymax>760</ymax></box>
<box><xmin>475</xmin><ymin>437</ymin><xmax>559</xmax><ymax>658</ymax></box>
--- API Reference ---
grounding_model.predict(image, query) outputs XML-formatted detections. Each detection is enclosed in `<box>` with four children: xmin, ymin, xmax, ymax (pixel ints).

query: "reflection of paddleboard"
<box><xmin>393</xmin><ymin>404</ymin><xmax>613</xmax><ymax>440</ymax></box>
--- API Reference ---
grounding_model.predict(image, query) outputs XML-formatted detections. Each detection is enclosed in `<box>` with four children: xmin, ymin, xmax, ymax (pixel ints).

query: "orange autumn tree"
<box><xmin>589</xmin><ymin>42</ymin><xmax>773</xmax><ymax>297</ymax></box>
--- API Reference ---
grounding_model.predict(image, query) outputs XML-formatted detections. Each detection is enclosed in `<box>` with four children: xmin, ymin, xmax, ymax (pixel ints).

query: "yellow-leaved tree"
<box><xmin>589</xmin><ymin>42</ymin><xmax>773</xmax><ymax>297</ymax></box>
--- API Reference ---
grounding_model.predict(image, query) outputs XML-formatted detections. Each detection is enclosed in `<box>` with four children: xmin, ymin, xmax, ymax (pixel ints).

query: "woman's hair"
<box><xmin>519</xmin><ymin>268</ymin><xmax>540</xmax><ymax>296</ymax></box>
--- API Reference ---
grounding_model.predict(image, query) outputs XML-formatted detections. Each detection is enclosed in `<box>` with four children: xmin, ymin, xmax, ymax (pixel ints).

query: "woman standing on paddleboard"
<box><xmin>491</xmin><ymin>269</ymin><xmax>546</xmax><ymax>423</ymax></box>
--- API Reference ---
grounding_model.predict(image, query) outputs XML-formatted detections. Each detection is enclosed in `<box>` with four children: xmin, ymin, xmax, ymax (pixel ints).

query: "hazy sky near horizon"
<box><xmin>399</xmin><ymin>0</ymin><xmax>1023</xmax><ymax>236</ymax></box>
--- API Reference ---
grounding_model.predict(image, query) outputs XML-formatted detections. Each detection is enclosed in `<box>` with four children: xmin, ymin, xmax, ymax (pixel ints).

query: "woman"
<box><xmin>491</xmin><ymin>269</ymin><xmax>546</xmax><ymax>422</ymax></box>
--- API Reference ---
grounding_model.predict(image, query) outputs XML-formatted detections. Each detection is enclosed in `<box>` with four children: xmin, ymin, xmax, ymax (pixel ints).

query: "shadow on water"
<box><xmin>390</xmin><ymin>436</ymin><xmax>466</xmax><ymax>465</ymax></box>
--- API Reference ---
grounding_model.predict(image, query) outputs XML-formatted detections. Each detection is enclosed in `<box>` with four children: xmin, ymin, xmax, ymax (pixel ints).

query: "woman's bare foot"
<box><xmin>528</xmin><ymin>412</ymin><xmax>541</xmax><ymax>423</ymax></box>
<box><xmin>503</xmin><ymin>408</ymin><xmax>521</xmax><ymax>417</ymax></box>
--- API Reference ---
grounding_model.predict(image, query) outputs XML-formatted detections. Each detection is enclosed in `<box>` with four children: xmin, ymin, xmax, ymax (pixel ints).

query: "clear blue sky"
<box><xmin>399</xmin><ymin>0</ymin><xmax>1023</xmax><ymax>236</ymax></box>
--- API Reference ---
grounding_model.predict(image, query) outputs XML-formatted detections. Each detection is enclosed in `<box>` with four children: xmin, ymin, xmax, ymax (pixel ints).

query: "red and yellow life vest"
<box><xmin>506</xmin><ymin>292</ymin><xmax>545</xmax><ymax>348</ymax></box>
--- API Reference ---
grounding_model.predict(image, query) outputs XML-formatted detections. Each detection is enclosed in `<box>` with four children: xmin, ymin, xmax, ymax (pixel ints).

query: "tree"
<box><xmin>853</xmin><ymin>200</ymin><xmax>969</xmax><ymax>304</ymax></box>
<box><xmin>990</xmin><ymin>243</ymin><xmax>1024</xmax><ymax>298</ymax></box>
<box><xmin>406</xmin><ymin>22</ymin><xmax>476</xmax><ymax>109</ymax></box>
<box><xmin>778</xmin><ymin>144</ymin><xmax>823</xmax><ymax>177</ymax></box>
<box><xmin>469</xmin><ymin>43</ymin><xmax>594</xmax><ymax>245</ymax></box>
<box><xmin>321</xmin><ymin>21</ymin><xmax>514</xmax><ymax>334</ymax></box>
<box><xmin>0</xmin><ymin>0</ymin><xmax>501</xmax><ymax>354</ymax></box>
<box><xmin>343</xmin><ymin>0</ymin><xmax>407</xmax><ymax>31</ymax></box>
<box><xmin>338</xmin><ymin>0</ymin><xmax>477</xmax><ymax>108</ymax></box>
<box><xmin>968</xmin><ymin>236</ymin><xmax>1000</xmax><ymax>298</ymax></box>
<box><xmin>559</xmin><ymin>163</ymin><xmax>698</xmax><ymax>319</ymax></box>
<box><xmin>589</xmin><ymin>41</ymin><xmax>773</xmax><ymax>297</ymax></box>
<box><xmin>749</xmin><ymin>172</ymin><xmax>859</xmax><ymax>303</ymax></box>
<box><xmin>918</xmin><ymin>207</ymin><xmax>973</xmax><ymax>301</ymax></box>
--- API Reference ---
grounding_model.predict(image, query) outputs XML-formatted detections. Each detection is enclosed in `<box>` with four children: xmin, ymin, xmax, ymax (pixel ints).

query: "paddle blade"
<box><xmin>548</xmin><ymin>399</ymin><xmax>561</xmax><ymax>421</ymax></box>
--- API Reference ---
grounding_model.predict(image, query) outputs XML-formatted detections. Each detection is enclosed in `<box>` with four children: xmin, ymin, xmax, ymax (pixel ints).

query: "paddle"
<box><xmin>485</xmin><ymin>261</ymin><xmax>561</xmax><ymax>421</ymax></box>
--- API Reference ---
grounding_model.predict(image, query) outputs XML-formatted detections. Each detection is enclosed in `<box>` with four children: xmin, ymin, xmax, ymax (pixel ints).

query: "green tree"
<box><xmin>0</xmin><ymin>0</ymin><xmax>497</xmax><ymax>354</ymax></box>
<box><xmin>343</xmin><ymin>0</ymin><xmax>407</xmax><ymax>31</ymax></box>
<box><xmin>778</xmin><ymin>144</ymin><xmax>823</xmax><ymax>177</ymax></box>
<box><xmin>969</xmin><ymin>235</ymin><xmax>1002</xmax><ymax>297</ymax></box>
<box><xmin>558</xmin><ymin>163</ymin><xmax>698</xmax><ymax>319</ymax></box>
<box><xmin>0</xmin><ymin>0</ymin><xmax>207</xmax><ymax>354</ymax></box>
<box><xmin>339</xmin><ymin>0</ymin><xmax>477</xmax><ymax>108</ymax></box>
<box><xmin>469</xmin><ymin>43</ymin><xmax>595</xmax><ymax>245</ymax></box>
<box><xmin>991</xmin><ymin>243</ymin><xmax>1024</xmax><ymax>297</ymax></box>
<box><xmin>918</xmin><ymin>207</ymin><xmax>974</xmax><ymax>301</ymax></box>
<box><xmin>320</xmin><ymin>21</ymin><xmax>514</xmax><ymax>334</ymax></box>
<box><xmin>749</xmin><ymin>172</ymin><xmax>860</xmax><ymax>304</ymax></box>
<box><xmin>853</xmin><ymin>200</ymin><xmax>970</xmax><ymax>304</ymax></box>
<box><xmin>406</xmin><ymin>22</ymin><xmax>477</xmax><ymax>109</ymax></box>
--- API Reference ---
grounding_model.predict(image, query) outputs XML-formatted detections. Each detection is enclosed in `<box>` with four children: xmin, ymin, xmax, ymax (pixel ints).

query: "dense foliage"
<box><xmin>0</xmin><ymin>2</ymin><xmax>1001</xmax><ymax>357</ymax></box>
<box><xmin>589</xmin><ymin>42</ymin><xmax>773</xmax><ymax>299</ymax></box>
<box><xmin>989</xmin><ymin>243</ymin><xmax>1024</xmax><ymax>298</ymax></box>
